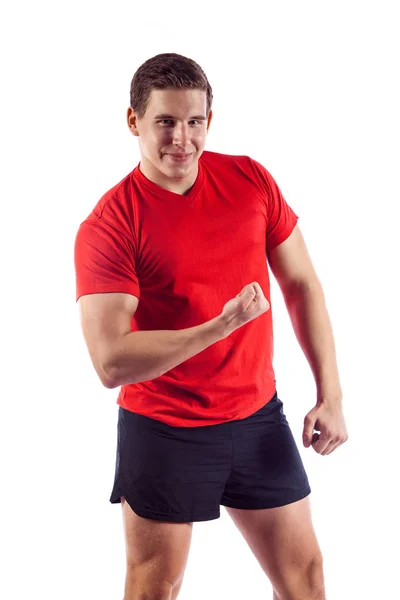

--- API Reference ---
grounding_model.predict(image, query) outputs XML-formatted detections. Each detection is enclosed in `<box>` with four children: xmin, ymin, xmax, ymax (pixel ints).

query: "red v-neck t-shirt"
<box><xmin>74</xmin><ymin>150</ymin><xmax>299</xmax><ymax>427</ymax></box>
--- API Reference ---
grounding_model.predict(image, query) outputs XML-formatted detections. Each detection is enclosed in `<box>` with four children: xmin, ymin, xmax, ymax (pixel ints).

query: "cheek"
<box><xmin>151</xmin><ymin>131</ymin><xmax>169</xmax><ymax>152</ymax></box>
<box><xmin>195</xmin><ymin>130</ymin><xmax>207</xmax><ymax>145</ymax></box>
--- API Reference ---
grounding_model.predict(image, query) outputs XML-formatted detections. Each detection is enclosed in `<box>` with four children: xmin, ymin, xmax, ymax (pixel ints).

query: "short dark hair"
<box><xmin>130</xmin><ymin>53</ymin><xmax>213</xmax><ymax>119</ymax></box>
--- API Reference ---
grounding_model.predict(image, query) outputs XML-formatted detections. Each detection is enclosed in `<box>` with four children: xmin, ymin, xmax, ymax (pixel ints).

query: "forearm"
<box><xmin>283</xmin><ymin>282</ymin><xmax>342</xmax><ymax>402</ymax></box>
<box><xmin>104</xmin><ymin>315</ymin><xmax>229</xmax><ymax>388</ymax></box>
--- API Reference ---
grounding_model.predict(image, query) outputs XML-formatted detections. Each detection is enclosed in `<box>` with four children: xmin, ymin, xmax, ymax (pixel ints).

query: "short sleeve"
<box><xmin>248</xmin><ymin>158</ymin><xmax>299</xmax><ymax>253</ymax></box>
<box><xmin>74</xmin><ymin>217</ymin><xmax>140</xmax><ymax>302</ymax></box>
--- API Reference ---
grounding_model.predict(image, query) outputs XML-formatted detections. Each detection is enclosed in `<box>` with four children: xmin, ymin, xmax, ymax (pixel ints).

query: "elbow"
<box><xmin>102</xmin><ymin>375</ymin><xmax>118</xmax><ymax>389</ymax></box>
<box><xmin>284</xmin><ymin>277</ymin><xmax>322</xmax><ymax>297</ymax></box>
<box><xmin>99</xmin><ymin>361</ymin><xmax>118</xmax><ymax>389</ymax></box>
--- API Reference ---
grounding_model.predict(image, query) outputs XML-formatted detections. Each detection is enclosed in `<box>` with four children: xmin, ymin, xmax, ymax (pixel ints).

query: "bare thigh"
<box><xmin>121</xmin><ymin>496</ymin><xmax>193</xmax><ymax>594</ymax></box>
<box><xmin>225</xmin><ymin>496</ymin><xmax>324</xmax><ymax>598</ymax></box>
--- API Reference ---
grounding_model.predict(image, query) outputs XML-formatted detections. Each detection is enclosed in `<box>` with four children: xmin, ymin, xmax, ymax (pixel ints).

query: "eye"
<box><xmin>157</xmin><ymin>120</ymin><xmax>201</xmax><ymax>126</ymax></box>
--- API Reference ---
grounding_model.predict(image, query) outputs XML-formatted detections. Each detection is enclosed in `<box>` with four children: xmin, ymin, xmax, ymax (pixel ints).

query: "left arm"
<box><xmin>268</xmin><ymin>223</ymin><xmax>349</xmax><ymax>455</ymax></box>
<box><xmin>282</xmin><ymin>280</ymin><xmax>342</xmax><ymax>403</ymax></box>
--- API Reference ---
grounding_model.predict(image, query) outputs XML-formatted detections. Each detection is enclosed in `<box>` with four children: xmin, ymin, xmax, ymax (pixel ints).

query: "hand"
<box><xmin>220</xmin><ymin>282</ymin><xmax>270</xmax><ymax>336</ymax></box>
<box><xmin>303</xmin><ymin>401</ymin><xmax>349</xmax><ymax>455</ymax></box>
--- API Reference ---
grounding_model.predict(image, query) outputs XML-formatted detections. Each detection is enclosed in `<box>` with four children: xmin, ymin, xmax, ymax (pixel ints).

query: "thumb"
<box><xmin>303</xmin><ymin>416</ymin><xmax>314</xmax><ymax>448</ymax></box>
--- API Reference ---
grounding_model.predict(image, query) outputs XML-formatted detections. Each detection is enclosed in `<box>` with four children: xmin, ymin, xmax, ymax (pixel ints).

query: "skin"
<box><xmin>121</xmin><ymin>87</ymin><xmax>347</xmax><ymax>599</ymax></box>
<box><xmin>126</xmin><ymin>88</ymin><xmax>213</xmax><ymax>196</ymax></box>
<box><xmin>126</xmin><ymin>87</ymin><xmax>348</xmax><ymax>458</ymax></box>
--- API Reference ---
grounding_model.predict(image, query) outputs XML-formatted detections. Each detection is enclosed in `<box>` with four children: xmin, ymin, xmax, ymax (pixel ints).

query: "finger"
<box><xmin>303</xmin><ymin>424</ymin><xmax>316</xmax><ymax>448</ymax></box>
<box><xmin>320</xmin><ymin>441</ymin><xmax>337</xmax><ymax>456</ymax></box>
<box><xmin>321</xmin><ymin>439</ymin><xmax>344</xmax><ymax>456</ymax></box>
<box><xmin>303</xmin><ymin>433</ymin><xmax>312</xmax><ymax>447</ymax></box>
<box><xmin>312</xmin><ymin>433</ymin><xmax>332</xmax><ymax>454</ymax></box>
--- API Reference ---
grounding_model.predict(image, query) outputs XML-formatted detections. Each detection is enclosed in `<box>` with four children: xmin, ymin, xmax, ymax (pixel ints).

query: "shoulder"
<box><xmin>200</xmin><ymin>150</ymin><xmax>261</xmax><ymax>180</ymax></box>
<box><xmin>77</xmin><ymin>170</ymin><xmax>136</xmax><ymax>236</ymax></box>
<box><xmin>200</xmin><ymin>149</ymin><xmax>250</xmax><ymax>168</ymax></box>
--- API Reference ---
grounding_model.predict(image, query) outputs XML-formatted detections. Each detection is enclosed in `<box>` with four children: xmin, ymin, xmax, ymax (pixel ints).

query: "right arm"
<box><xmin>78</xmin><ymin>292</ymin><xmax>230</xmax><ymax>389</ymax></box>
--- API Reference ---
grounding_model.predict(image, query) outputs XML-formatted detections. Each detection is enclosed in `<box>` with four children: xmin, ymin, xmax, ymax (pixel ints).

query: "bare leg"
<box><xmin>225</xmin><ymin>497</ymin><xmax>325</xmax><ymax>600</ymax></box>
<box><xmin>121</xmin><ymin>497</ymin><xmax>192</xmax><ymax>600</ymax></box>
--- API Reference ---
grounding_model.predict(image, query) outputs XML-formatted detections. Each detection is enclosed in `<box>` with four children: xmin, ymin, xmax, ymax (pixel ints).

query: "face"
<box><xmin>127</xmin><ymin>88</ymin><xmax>212</xmax><ymax>193</ymax></box>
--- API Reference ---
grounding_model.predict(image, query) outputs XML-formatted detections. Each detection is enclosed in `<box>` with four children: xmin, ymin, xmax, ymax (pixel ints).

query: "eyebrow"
<box><xmin>154</xmin><ymin>114</ymin><xmax>207</xmax><ymax>121</ymax></box>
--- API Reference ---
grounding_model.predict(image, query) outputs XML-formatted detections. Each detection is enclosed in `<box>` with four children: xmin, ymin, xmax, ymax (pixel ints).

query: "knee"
<box><xmin>278</xmin><ymin>553</ymin><xmax>325</xmax><ymax>600</ymax></box>
<box><xmin>124</xmin><ymin>570</ymin><xmax>174</xmax><ymax>600</ymax></box>
<box><xmin>303</xmin><ymin>553</ymin><xmax>325</xmax><ymax>599</ymax></box>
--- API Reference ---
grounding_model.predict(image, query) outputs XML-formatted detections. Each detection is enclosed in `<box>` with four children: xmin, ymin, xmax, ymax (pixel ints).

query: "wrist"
<box><xmin>212</xmin><ymin>313</ymin><xmax>233</xmax><ymax>340</ymax></box>
<box><xmin>316</xmin><ymin>388</ymin><xmax>343</xmax><ymax>407</ymax></box>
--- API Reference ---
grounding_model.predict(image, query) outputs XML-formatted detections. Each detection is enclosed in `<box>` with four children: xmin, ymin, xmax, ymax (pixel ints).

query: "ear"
<box><xmin>207</xmin><ymin>110</ymin><xmax>213</xmax><ymax>130</ymax></box>
<box><xmin>127</xmin><ymin>107</ymin><xmax>140</xmax><ymax>137</ymax></box>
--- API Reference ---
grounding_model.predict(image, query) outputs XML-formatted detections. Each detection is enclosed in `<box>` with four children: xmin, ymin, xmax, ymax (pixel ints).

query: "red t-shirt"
<box><xmin>74</xmin><ymin>150</ymin><xmax>299</xmax><ymax>427</ymax></box>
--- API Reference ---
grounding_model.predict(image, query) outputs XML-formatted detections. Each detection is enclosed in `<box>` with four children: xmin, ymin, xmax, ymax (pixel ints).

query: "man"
<box><xmin>74</xmin><ymin>53</ymin><xmax>348</xmax><ymax>600</ymax></box>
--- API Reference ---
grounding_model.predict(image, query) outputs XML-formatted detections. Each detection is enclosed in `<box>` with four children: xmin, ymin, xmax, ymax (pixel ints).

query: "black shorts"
<box><xmin>109</xmin><ymin>390</ymin><xmax>311</xmax><ymax>522</ymax></box>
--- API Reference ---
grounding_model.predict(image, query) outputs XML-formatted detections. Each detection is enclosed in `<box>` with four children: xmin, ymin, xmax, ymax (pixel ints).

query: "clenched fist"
<box><xmin>220</xmin><ymin>282</ymin><xmax>270</xmax><ymax>335</ymax></box>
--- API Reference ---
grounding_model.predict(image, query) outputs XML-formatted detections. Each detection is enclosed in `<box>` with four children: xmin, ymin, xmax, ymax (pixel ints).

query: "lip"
<box><xmin>166</xmin><ymin>153</ymin><xmax>192</xmax><ymax>162</ymax></box>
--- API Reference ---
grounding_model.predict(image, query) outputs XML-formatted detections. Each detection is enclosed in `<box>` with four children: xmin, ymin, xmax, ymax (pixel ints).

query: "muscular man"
<box><xmin>74</xmin><ymin>52</ymin><xmax>348</xmax><ymax>600</ymax></box>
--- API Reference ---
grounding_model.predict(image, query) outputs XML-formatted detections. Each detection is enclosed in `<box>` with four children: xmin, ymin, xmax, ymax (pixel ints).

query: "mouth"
<box><xmin>165</xmin><ymin>153</ymin><xmax>192</xmax><ymax>162</ymax></box>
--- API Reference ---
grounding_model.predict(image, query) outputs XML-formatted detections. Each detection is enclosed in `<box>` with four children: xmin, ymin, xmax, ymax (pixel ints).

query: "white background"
<box><xmin>1</xmin><ymin>1</ymin><xmax>399</xmax><ymax>598</ymax></box>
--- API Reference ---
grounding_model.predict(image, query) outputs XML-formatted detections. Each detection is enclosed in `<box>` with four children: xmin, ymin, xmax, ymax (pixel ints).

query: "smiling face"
<box><xmin>127</xmin><ymin>88</ymin><xmax>213</xmax><ymax>194</ymax></box>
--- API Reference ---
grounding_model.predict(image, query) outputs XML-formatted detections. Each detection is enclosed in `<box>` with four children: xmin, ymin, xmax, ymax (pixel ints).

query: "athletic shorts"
<box><xmin>109</xmin><ymin>390</ymin><xmax>311</xmax><ymax>522</ymax></box>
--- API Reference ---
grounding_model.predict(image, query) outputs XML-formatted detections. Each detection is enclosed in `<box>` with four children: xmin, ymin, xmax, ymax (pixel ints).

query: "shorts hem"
<box><xmin>110</xmin><ymin>491</ymin><xmax>220</xmax><ymax>523</ymax></box>
<box><xmin>220</xmin><ymin>484</ymin><xmax>311</xmax><ymax>510</ymax></box>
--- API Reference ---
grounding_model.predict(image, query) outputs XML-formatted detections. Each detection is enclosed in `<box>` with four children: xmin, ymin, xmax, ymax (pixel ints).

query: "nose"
<box><xmin>172</xmin><ymin>123</ymin><xmax>190</xmax><ymax>148</ymax></box>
